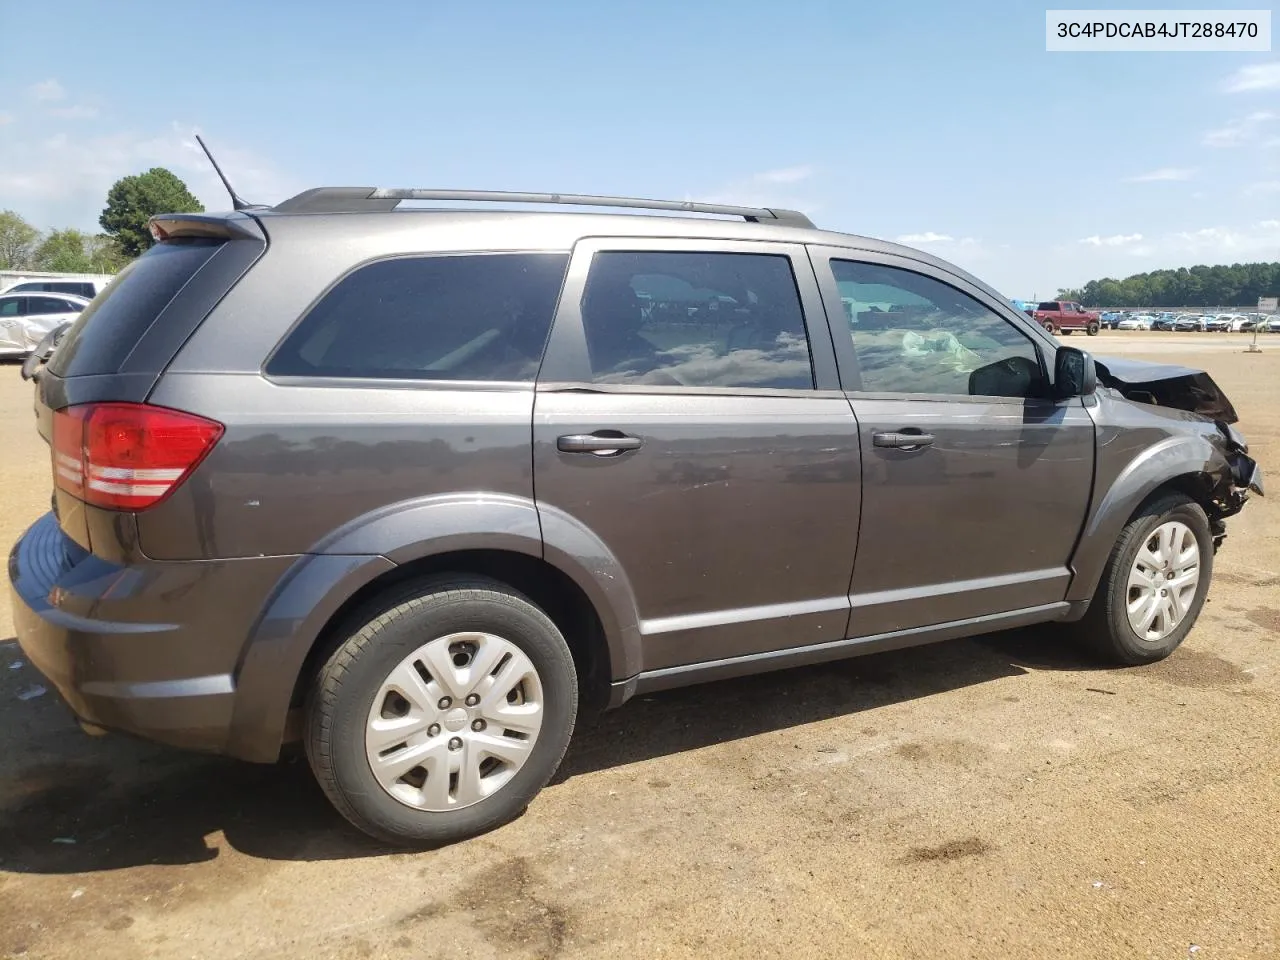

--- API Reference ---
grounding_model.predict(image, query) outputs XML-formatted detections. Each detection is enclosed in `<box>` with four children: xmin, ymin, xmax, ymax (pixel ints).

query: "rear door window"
<box><xmin>578</xmin><ymin>251</ymin><xmax>814</xmax><ymax>389</ymax></box>
<box><xmin>0</xmin><ymin>297</ymin><xmax>24</xmax><ymax>317</ymax></box>
<box><xmin>266</xmin><ymin>253</ymin><xmax>569</xmax><ymax>382</ymax></box>
<box><xmin>28</xmin><ymin>296</ymin><xmax>80</xmax><ymax>316</ymax></box>
<box><xmin>49</xmin><ymin>239</ymin><xmax>223</xmax><ymax>377</ymax></box>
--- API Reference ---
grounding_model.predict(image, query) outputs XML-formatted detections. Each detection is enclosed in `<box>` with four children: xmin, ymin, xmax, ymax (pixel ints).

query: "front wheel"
<box><xmin>1068</xmin><ymin>493</ymin><xmax>1213</xmax><ymax>665</ymax></box>
<box><xmin>305</xmin><ymin>576</ymin><xmax>578</xmax><ymax>845</ymax></box>
<box><xmin>1086</xmin><ymin>321</ymin><xmax>1100</xmax><ymax>336</ymax></box>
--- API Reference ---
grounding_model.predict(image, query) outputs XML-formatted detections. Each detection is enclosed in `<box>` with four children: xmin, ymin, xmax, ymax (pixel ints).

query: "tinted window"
<box><xmin>49</xmin><ymin>240</ymin><xmax>222</xmax><ymax>378</ymax></box>
<box><xmin>0</xmin><ymin>298</ymin><xmax>22</xmax><ymax>317</ymax></box>
<box><xmin>579</xmin><ymin>251</ymin><xmax>813</xmax><ymax>389</ymax></box>
<box><xmin>832</xmin><ymin>260</ymin><xmax>1044</xmax><ymax>398</ymax></box>
<box><xmin>267</xmin><ymin>253</ymin><xmax>568</xmax><ymax>382</ymax></box>
<box><xmin>28</xmin><ymin>296</ymin><xmax>81</xmax><ymax>316</ymax></box>
<box><xmin>50</xmin><ymin>282</ymin><xmax>95</xmax><ymax>298</ymax></box>
<box><xmin>1037</xmin><ymin>302</ymin><xmax>1059</xmax><ymax>311</ymax></box>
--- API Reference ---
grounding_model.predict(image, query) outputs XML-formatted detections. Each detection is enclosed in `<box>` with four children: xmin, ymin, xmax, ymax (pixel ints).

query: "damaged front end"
<box><xmin>1094</xmin><ymin>356</ymin><xmax>1239</xmax><ymax>423</ymax></box>
<box><xmin>1094</xmin><ymin>355</ymin><xmax>1263</xmax><ymax>540</ymax></box>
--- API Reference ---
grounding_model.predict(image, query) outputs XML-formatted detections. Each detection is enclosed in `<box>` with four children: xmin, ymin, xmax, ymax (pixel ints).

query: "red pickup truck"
<box><xmin>1030</xmin><ymin>301</ymin><xmax>1101</xmax><ymax>336</ymax></box>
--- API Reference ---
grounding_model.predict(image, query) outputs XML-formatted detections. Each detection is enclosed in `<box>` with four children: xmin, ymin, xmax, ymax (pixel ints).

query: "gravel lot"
<box><xmin>1</xmin><ymin>334</ymin><xmax>1277</xmax><ymax>960</ymax></box>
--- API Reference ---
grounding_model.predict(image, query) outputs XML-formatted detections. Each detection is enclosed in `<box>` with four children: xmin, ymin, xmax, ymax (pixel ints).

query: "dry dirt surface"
<box><xmin>0</xmin><ymin>334</ymin><xmax>1277</xmax><ymax>960</ymax></box>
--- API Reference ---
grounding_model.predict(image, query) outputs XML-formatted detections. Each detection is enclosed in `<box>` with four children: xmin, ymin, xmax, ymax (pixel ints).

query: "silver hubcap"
<box><xmin>1126</xmin><ymin>521</ymin><xmax>1200</xmax><ymax>642</ymax></box>
<box><xmin>365</xmin><ymin>632</ymin><xmax>543</xmax><ymax>811</ymax></box>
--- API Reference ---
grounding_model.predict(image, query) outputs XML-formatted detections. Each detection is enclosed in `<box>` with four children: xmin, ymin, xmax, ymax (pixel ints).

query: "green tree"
<box><xmin>0</xmin><ymin>210</ymin><xmax>39</xmax><ymax>270</ymax></box>
<box><xmin>34</xmin><ymin>229</ymin><xmax>94</xmax><ymax>272</ymax></box>
<box><xmin>99</xmin><ymin>168</ymin><xmax>203</xmax><ymax>257</ymax></box>
<box><xmin>87</xmin><ymin>235</ymin><xmax>131</xmax><ymax>273</ymax></box>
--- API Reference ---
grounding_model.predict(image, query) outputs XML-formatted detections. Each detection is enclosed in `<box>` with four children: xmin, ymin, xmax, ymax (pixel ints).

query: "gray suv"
<box><xmin>8</xmin><ymin>189</ymin><xmax>1262</xmax><ymax>844</ymax></box>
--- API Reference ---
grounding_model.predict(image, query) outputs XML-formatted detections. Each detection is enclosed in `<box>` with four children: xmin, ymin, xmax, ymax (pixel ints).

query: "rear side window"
<box><xmin>49</xmin><ymin>240</ymin><xmax>222</xmax><ymax>378</ymax></box>
<box><xmin>267</xmin><ymin>253</ymin><xmax>569</xmax><ymax>382</ymax></box>
<box><xmin>29</xmin><ymin>296</ymin><xmax>82</xmax><ymax>315</ymax></box>
<box><xmin>579</xmin><ymin>251</ymin><xmax>813</xmax><ymax>389</ymax></box>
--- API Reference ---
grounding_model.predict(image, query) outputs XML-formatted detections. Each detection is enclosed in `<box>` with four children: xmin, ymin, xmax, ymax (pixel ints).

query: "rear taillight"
<box><xmin>51</xmin><ymin>403</ymin><xmax>223</xmax><ymax>510</ymax></box>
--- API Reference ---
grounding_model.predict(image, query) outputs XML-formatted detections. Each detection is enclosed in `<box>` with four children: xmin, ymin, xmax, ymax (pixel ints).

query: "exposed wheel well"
<box><xmin>1142</xmin><ymin>471</ymin><xmax>1233</xmax><ymax>541</ymax></box>
<box><xmin>291</xmin><ymin>550</ymin><xmax>613</xmax><ymax>716</ymax></box>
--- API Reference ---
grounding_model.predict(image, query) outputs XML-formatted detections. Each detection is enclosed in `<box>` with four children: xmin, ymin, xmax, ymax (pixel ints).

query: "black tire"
<box><xmin>1043</xmin><ymin>321</ymin><xmax>1057</xmax><ymax>335</ymax></box>
<box><xmin>1086</xmin><ymin>321</ymin><xmax>1100</xmax><ymax>336</ymax></box>
<box><xmin>1068</xmin><ymin>493</ymin><xmax>1213</xmax><ymax>665</ymax></box>
<box><xmin>305</xmin><ymin>575</ymin><xmax>578</xmax><ymax>845</ymax></box>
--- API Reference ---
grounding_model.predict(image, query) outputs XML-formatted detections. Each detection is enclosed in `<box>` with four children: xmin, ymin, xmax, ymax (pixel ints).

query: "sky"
<box><xmin>0</xmin><ymin>0</ymin><xmax>1277</xmax><ymax>297</ymax></box>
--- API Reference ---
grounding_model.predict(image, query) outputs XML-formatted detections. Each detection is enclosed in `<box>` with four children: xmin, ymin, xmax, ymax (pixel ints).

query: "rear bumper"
<box><xmin>8</xmin><ymin>512</ymin><xmax>294</xmax><ymax>756</ymax></box>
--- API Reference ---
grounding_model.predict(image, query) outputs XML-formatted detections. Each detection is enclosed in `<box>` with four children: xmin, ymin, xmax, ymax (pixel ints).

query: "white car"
<box><xmin>1202</xmin><ymin>314</ymin><xmax>1232</xmax><ymax>332</ymax></box>
<box><xmin>0</xmin><ymin>292</ymin><xmax>88</xmax><ymax>358</ymax></box>
<box><xmin>1116</xmin><ymin>314</ymin><xmax>1153</xmax><ymax>330</ymax></box>
<box><xmin>0</xmin><ymin>278</ymin><xmax>110</xmax><ymax>300</ymax></box>
<box><xmin>1262</xmin><ymin>315</ymin><xmax>1280</xmax><ymax>333</ymax></box>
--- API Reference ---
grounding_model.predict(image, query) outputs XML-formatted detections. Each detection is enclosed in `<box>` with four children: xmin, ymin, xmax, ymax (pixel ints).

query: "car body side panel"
<box><xmin>139</xmin><ymin>374</ymin><xmax>537</xmax><ymax>560</ymax></box>
<box><xmin>1066</xmin><ymin>392</ymin><xmax>1231</xmax><ymax>602</ymax></box>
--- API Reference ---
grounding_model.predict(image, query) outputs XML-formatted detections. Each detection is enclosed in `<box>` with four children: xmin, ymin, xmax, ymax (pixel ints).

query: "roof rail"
<box><xmin>271</xmin><ymin>187</ymin><xmax>816</xmax><ymax>228</ymax></box>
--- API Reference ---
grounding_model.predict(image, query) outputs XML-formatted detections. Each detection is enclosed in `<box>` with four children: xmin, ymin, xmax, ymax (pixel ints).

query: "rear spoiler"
<box><xmin>149</xmin><ymin>212</ymin><xmax>264</xmax><ymax>243</ymax></box>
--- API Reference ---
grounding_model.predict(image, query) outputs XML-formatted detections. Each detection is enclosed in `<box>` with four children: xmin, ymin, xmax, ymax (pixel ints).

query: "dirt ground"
<box><xmin>0</xmin><ymin>333</ymin><xmax>1277</xmax><ymax>960</ymax></box>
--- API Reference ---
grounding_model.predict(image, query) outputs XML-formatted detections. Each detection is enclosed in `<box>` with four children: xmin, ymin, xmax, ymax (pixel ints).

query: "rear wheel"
<box><xmin>305</xmin><ymin>576</ymin><xmax>578</xmax><ymax>845</ymax></box>
<box><xmin>1043</xmin><ymin>320</ymin><xmax>1057</xmax><ymax>335</ymax></box>
<box><xmin>1069</xmin><ymin>494</ymin><xmax>1212</xmax><ymax>665</ymax></box>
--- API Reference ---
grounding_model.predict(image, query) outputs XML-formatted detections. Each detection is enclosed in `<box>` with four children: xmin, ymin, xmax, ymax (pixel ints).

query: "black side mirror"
<box><xmin>1053</xmin><ymin>346</ymin><xmax>1096</xmax><ymax>400</ymax></box>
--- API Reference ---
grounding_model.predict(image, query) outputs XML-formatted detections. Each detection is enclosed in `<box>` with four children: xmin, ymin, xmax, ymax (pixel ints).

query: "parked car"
<box><xmin>1203</xmin><ymin>315</ymin><xmax>1233</xmax><ymax>333</ymax></box>
<box><xmin>1174</xmin><ymin>315</ymin><xmax>1206</xmax><ymax>332</ymax></box>
<box><xmin>0</xmin><ymin>292</ymin><xmax>88</xmax><ymax>358</ymax></box>
<box><xmin>1152</xmin><ymin>315</ymin><xmax>1178</xmax><ymax>331</ymax></box>
<box><xmin>1262</xmin><ymin>315</ymin><xmax>1280</xmax><ymax>333</ymax></box>
<box><xmin>8</xmin><ymin>189</ymin><xmax>1262</xmax><ymax>845</ymax></box>
<box><xmin>1032</xmin><ymin>300</ymin><xmax>1101</xmax><ymax>336</ymax></box>
<box><xmin>1099</xmin><ymin>311</ymin><xmax>1123</xmax><ymax>329</ymax></box>
<box><xmin>1116</xmin><ymin>314</ymin><xmax>1153</xmax><ymax>330</ymax></box>
<box><xmin>1226</xmin><ymin>315</ymin><xmax>1255</xmax><ymax>332</ymax></box>
<box><xmin>1</xmin><ymin>278</ymin><xmax>110</xmax><ymax>300</ymax></box>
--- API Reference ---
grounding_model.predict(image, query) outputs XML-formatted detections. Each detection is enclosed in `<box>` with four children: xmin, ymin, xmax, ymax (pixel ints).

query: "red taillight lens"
<box><xmin>52</xmin><ymin>403</ymin><xmax>223</xmax><ymax>510</ymax></box>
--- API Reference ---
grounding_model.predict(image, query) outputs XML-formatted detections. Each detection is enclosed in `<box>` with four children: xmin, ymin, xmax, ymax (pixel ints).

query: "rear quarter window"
<box><xmin>48</xmin><ymin>240</ymin><xmax>223</xmax><ymax>378</ymax></box>
<box><xmin>266</xmin><ymin>253</ymin><xmax>569</xmax><ymax>382</ymax></box>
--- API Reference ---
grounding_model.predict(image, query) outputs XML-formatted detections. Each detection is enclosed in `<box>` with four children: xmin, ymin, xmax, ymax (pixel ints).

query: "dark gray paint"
<box><xmin>6</xmin><ymin>203</ymin><xmax>1259</xmax><ymax>764</ymax></box>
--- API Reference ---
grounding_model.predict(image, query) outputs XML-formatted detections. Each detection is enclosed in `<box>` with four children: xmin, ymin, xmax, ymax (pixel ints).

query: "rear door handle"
<box><xmin>557</xmin><ymin>433</ymin><xmax>644</xmax><ymax>455</ymax></box>
<box><xmin>872</xmin><ymin>430</ymin><xmax>935</xmax><ymax>450</ymax></box>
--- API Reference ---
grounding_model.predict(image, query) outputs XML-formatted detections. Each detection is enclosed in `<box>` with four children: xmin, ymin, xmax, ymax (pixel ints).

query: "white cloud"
<box><xmin>1223</xmin><ymin>62</ymin><xmax>1280</xmax><ymax>93</ymax></box>
<box><xmin>1202</xmin><ymin>111</ymin><xmax>1277</xmax><ymax>147</ymax></box>
<box><xmin>50</xmin><ymin>105</ymin><xmax>99</xmax><ymax>120</ymax></box>
<box><xmin>1078</xmin><ymin>233</ymin><xmax>1143</xmax><ymax>247</ymax></box>
<box><xmin>1126</xmin><ymin>167</ymin><xmax>1195</xmax><ymax>183</ymax></box>
<box><xmin>1169</xmin><ymin>221</ymin><xmax>1280</xmax><ymax>256</ymax></box>
<box><xmin>0</xmin><ymin>121</ymin><xmax>299</xmax><ymax>230</ymax></box>
<box><xmin>754</xmin><ymin>165</ymin><xmax>813</xmax><ymax>184</ymax></box>
<box><xmin>29</xmin><ymin>80</ymin><xmax>65</xmax><ymax>102</ymax></box>
<box><xmin>895</xmin><ymin>231</ymin><xmax>953</xmax><ymax>243</ymax></box>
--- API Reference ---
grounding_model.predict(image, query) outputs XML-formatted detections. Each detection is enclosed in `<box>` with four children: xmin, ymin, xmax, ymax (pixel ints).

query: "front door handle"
<box><xmin>872</xmin><ymin>430</ymin><xmax>935</xmax><ymax>450</ymax></box>
<box><xmin>557</xmin><ymin>433</ymin><xmax>644</xmax><ymax>455</ymax></box>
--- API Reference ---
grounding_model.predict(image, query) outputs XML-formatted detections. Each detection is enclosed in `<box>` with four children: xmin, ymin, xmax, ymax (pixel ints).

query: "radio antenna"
<box><xmin>194</xmin><ymin>134</ymin><xmax>256</xmax><ymax>211</ymax></box>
